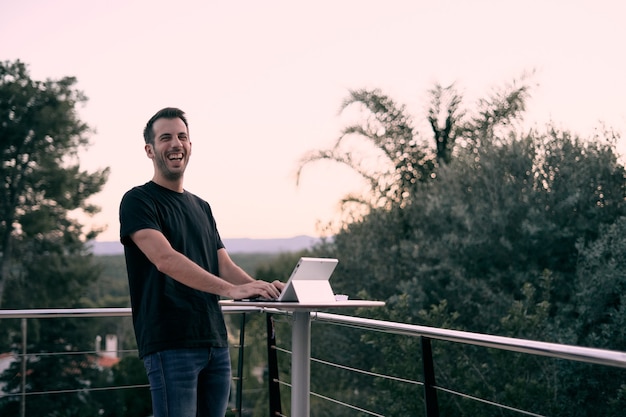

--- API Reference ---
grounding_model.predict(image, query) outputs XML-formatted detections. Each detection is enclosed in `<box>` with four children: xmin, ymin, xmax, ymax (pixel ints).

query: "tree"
<box><xmin>295</xmin><ymin>73</ymin><xmax>626</xmax><ymax>415</ymax></box>
<box><xmin>0</xmin><ymin>59</ymin><xmax>109</xmax><ymax>306</ymax></box>
<box><xmin>316</xmin><ymin>123</ymin><xmax>626</xmax><ymax>416</ymax></box>
<box><xmin>297</xmin><ymin>88</ymin><xmax>433</xmax><ymax>212</ymax></box>
<box><xmin>427</xmin><ymin>83</ymin><xmax>464</xmax><ymax>165</ymax></box>
<box><xmin>296</xmin><ymin>77</ymin><xmax>532</xmax><ymax>217</ymax></box>
<box><xmin>0</xmin><ymin>59</ymin><xmax>110</xmax><ymax>416</ymax></box>
<box><xmin>563</xmin><ymin>217</ymin><xmax>626</xmax><ymax>416</ymax></box>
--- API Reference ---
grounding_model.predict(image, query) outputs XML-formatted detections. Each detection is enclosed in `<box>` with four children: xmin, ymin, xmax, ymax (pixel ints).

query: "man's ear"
<box><xmin>145</xmin><ymin>143</ymin><xmax>154</xmax><ymax>158</ymax></box>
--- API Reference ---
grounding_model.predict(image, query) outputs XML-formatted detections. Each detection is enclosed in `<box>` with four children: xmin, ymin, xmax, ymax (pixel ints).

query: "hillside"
<box><xmin>91</xmin><ymin>235</ymin><xmax>322</xmax><ymax>255</ymax></box>
<box><xmin>90</xmin><ymin>236</ymin><xmax>320</xmax><ymax>308</ymax></box>
<box><xmin>91</xmin><ymin>252</ymin><xmax>289</xmax><ymax>308</ymax></box>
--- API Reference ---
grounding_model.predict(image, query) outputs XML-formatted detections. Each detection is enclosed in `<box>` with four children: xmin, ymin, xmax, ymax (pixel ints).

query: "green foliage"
<box><xmin>0</xmin><ymin>318</ymin><xmax>106</xmax><ymax>416</ymax></box>
<box><xmin>84</xmin><ymin>255</ymin><xmax>130</xmax><ymax>307</ymax></box>
<box><xmin>0</xmin><ymin>59</ymin><xmax>111</xmax><ymax>417</ymax></box>
<box><xmin>559</xmin><ymin>217</ymin><xmax>626</xmax><ymax>417</ymax></box>
<box><xmin>230</xmin><ymin>252</ymin><xmax>283</xmax><ymax>276</ymax></box>
<box><xmin>297</xmin><ymin>88</ymin><xmax>434</xmax><ymax>212</ymax></box>
<box><xmin>296</xmin><ymin>78</ymin><xmax>532</xmax><ymax>219</ymax></box>
<box><xmin>0</xmin><ymin>59</ymin><xmax>110</xmax><ymax>307</ymax></box>
<box><xmin>102</xmin><ymin>356</ymin><xmax>152</xmax><ymax>417</ymax></box>
<box><xmin>294</xmin><ymin>78</ymin><xmax>626</xmax><ymax>415</ymax></box>
<box><xmin>573</xmin><ymin>217</ymin><xmax>626</xmax><ymax>351</ymax></box>
<box><xmin>332</xmin><ymin>125</ymin><xmax>626</xmax><ymax>415</ymax></box>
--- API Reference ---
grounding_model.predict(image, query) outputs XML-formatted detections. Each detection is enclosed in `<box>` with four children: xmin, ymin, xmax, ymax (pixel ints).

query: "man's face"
<box><xmin>146</xmin><ymin>117</ymin><xmax>192</xmax><ymax>180</ymax></box>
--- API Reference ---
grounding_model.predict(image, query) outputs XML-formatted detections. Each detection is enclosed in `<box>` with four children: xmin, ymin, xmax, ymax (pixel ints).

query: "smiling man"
<box><xmin>119</xmin><ymin>107</ymin><xmax>283</xmax><ymax>417</ymax></box>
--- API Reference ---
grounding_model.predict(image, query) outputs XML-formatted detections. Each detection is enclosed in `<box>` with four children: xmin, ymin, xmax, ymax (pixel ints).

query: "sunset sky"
<box><xmin>2</xmin><ymin>0</ymin><xmax>625</xmax><ymax>241</ymax></box>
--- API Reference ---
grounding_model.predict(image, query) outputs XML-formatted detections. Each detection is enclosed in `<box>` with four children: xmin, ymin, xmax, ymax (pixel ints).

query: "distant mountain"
<box><xmin>90</xmin><ymin>235</ymin><xmax>323</xmax><ymax>256</ymax></box>
<box><xmin>90</xmin><ymin>241</ymin><xmax>125</xmax><ymax>255</ymax></box>
<box><xmin>223</xmin><ymin>235</ymin><xmax>323</xmax><ymax>254</ymax></box>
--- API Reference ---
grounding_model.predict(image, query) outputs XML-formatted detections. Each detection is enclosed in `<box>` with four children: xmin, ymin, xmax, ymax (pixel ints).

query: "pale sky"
<box><xmin>2</xmin><ymin>0</ymin><xmax>625</xmax><ymax>241</ymax></box>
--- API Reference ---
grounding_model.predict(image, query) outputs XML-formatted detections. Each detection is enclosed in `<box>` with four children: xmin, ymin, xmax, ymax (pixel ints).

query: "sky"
<box><xmin>2</xmin><ymin>0</ymin><xmax>625</xmax><ymax>242</ymax></box>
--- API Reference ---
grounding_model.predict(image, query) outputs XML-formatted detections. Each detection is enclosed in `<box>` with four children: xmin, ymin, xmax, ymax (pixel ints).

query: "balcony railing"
<box><xmin>1</xmin><ymin>307</ymin><xmax>625</xmax><ymax>417</ymax></box>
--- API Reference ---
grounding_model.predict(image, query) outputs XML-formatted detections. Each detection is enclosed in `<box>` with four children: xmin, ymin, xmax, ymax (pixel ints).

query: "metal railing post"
<box><xmin>266</xmin><ymin>314</ymin><xmax>282</xmax><ymax>416</ymax></box>
<box><xmin>20</xmin><ymin>317</ymin><xmax>27</xmax><ymax>417</ymax></box>
<box><xmin>235</xmin><ymin>313</ymin><xmax>246</xmax><ymax>417</ymax></box>
<box><xmin>421</xmin><ymin>336</ymin><xmax>439</xmax><ymax>417</ymax></box>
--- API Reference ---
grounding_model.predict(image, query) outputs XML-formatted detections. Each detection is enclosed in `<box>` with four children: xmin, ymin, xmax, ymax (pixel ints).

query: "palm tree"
<box><xmin>296</xmin><ymin>75</ymin><xmax>533</xmax><ymax>216</ymax></box>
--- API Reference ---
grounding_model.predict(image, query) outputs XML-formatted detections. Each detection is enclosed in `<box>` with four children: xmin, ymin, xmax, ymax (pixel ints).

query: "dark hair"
<box><xmin>143</xmin><ymin>107</ymin><xmax>189</xmax><ymax>144</ymax></box>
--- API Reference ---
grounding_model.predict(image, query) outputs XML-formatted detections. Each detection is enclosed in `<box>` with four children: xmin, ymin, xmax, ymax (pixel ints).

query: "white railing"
<box><xmin>1</xmin><ymin>307</ymin><xmax>625</xmax><ymax>417</ymax></box>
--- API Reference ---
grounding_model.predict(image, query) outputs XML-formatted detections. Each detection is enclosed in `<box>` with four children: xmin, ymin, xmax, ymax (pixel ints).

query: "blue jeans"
<box><xmin>143</xmin><ymin>347</ymin><xmax>232</xmax><ymax>417</ymax></box>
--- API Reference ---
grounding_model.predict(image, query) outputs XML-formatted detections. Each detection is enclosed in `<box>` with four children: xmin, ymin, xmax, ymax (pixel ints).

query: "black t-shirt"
<box><xmin>119</xmin><ymin>181</ymin><xmax>228</xmax><ymax>358</ymax></box>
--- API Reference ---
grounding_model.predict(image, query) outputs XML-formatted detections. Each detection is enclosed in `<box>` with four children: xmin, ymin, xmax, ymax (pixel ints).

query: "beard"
<box><xmin>155</xmin><ymin>153</ymin><xmax>186</xmax><ymax>181</ymax></box>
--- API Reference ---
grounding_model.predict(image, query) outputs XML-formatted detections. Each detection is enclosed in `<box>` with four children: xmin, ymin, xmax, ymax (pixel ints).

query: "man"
<box><xmin>119</xmin><ymin>107</ymin><xmax>283</xmax><ymax>417</ymax></box>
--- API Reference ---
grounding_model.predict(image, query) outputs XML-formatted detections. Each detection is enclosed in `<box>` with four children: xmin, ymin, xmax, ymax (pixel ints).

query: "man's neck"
<box><xmin>152</xmin><ymin>175</ymin><xmax>184</xmax><ymax>193</ymax></box>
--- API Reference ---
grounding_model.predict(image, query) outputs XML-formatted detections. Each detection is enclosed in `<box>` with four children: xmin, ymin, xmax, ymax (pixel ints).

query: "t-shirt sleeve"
<box><xmin>202</xmin><ymin>198</ymin><xmax>225</xmax><ymax>251</ymax></box>
<box><xmin>215</xmin><ymin>226</ymin><xmax>225</xmax><ymax>251</ymax></box>
<box><xmin>119</xmin><ymin>188</ymin><xmax>161</xmax><ymax>246</ymax></box>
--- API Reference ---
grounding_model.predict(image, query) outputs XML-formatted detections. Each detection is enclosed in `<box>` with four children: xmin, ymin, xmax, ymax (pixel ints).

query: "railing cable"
<box><xmin>434</xmin><ymin>386</ymin><xmax>546</xmax><ymax>417</ymax></box>
<box><xmin>309</xmin><ymin>390</ymin><xmax>386</xmax><ymax>417</ymax></box>
<box><xmin>2</xmin><ymin>307</ymin><xmax>625</xmax><ymax>417</ymax></box>
<box><xmin>311</xmin><ymin>356</ymin><xmax>421</xmax><ymax>386</ymax></box>
<box><xmin>0</xmin><ymin>384</ymin><xmax>150</xmax><ymax>399</ymax></box>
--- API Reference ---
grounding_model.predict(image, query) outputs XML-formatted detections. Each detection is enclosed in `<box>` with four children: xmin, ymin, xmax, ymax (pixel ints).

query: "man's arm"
<box><xmin>218</xmin><ymin>248</ymin><xmax>285</xmax><ymax>290</ymax></box>
<box><xmin>130</xmin><ymin>228</ymin><xmax>281</xmax><ymax>299</ymax></box>
<box><xmin>217</xmin><ymin>249</ymin><xmax>254</xmax><ymax>285</ymax></box>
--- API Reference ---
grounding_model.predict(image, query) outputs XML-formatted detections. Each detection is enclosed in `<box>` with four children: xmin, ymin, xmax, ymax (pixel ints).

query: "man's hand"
<box><xmin>226</xmin><ymin>279</ymin><xmax>284</xmax><ymax>300</ymax></box>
